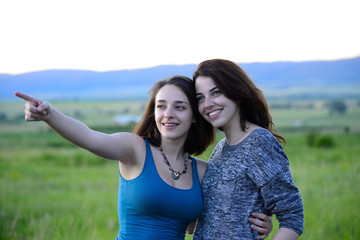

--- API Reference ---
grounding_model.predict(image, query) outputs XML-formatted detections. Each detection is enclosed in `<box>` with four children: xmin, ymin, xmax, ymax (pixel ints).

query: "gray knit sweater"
<box><xmin>193</xmin><ymin>128</ymin><xmax>304</xmax><ymax>240</ymax></box>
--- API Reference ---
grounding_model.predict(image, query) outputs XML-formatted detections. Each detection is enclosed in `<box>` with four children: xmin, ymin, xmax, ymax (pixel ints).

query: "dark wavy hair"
<box><xmin>193</xmin><ymin>59</ymin><xmax>285</xmax><ymax>144</ymax></box>
<box><xmin>133</xmin><ymin>75</ymin><xmax>215</xmax><ymax>155</ymax></box>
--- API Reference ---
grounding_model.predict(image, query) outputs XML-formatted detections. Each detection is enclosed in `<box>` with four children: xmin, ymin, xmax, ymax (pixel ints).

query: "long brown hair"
<box><xmin>193</xmin><ymin>59</ymin><xmax>285</xmax><ymax>144</ymax></box>
<box><xmin>133</xmin><ymin>75</ymin><xmax>215</xmax><ymax>155</ymax></box>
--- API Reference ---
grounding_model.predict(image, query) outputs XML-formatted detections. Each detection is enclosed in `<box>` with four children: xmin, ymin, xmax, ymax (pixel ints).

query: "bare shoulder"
<box><xmin>112</xmin><ymin>132</ymin><xmax>144</xmax><ymax>146</ymax></box>
<box><xmin>121</xmin><ymin>132</ymin><xmax>145</xmax><ymax>153</ymax></box>
<box><xmin>194</xmin><ymin>158</ymin><xmax>208</xmax><ymax>185</ymax></box>
<box><xmin>110</xmin><ymin>132</ymin><xmax>145</xmax><ymax>162</ymax></box>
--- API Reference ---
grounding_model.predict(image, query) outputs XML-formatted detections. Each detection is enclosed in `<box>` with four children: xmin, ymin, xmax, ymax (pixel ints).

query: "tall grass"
<box><xmin>1</xmin><ymin>147</ymin><xmax>119</xmax><ymax>240</ymax></box>
<box><xmin>1</xmin><ymin>100</ymin><xmax>359</xmax><ymax>239</ymax></box>
<box><xmin>277</xmin><ymin>133</ymin><xmax>360</xmax><ymax>239</ymax></box>
<box><xmin>2</xmin><ymin>131</ymin><xmax>359</xmax><ymax>239</ymax></box>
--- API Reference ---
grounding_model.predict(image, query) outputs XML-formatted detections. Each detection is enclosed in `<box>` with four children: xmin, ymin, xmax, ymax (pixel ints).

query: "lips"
<box><xmin>162</xmin><ymin>122</ymin><xmax>178</xmax><ymax>127</ymax></box>
<box><xmin>207</xmin><ymin>109</ymin><xmax>221</xmax><ymax>119</ymax></box>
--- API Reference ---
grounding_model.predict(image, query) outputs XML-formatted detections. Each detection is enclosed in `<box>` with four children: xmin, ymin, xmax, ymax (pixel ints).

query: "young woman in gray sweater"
<box><xmin>192</xmin><ymin>59</ymin><xmax>304</xmax><ymax>240</ymax></box>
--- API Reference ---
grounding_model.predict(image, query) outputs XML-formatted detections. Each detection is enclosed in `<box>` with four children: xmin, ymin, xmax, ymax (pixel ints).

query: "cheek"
<box><xmin>187</xmin><ymin>113</ymin><xmax>196</xmax><ymax>124</ymax></box>
<box><xmin>154</xmin><ymin>113</ymin><xmax>162</xmax><ymax>130</ymax></box>
<box><xmin>197</xmin><ymin>103</ymin><xmax>205</xmax><ymax>114</ymax></box>
<box><xmin>154</xmin><ymin>110</ymin><xmax>162</xmax><ymax>123</ymax></box>
<box><xmin>154</xmin><ymin>108</ymin><xmax>162</xmax><ymax>118</ymax></box>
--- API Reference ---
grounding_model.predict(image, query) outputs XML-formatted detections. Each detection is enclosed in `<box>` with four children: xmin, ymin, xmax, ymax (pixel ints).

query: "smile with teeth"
<box><xmin>208</xmin><ymin>110</ymin><xmax>221</xmax><ymax>118</ymax></box>
<box><xmin>162</xmin><ymin>123</ymin><xmax>178</xmax><ymax>127</ymax></box>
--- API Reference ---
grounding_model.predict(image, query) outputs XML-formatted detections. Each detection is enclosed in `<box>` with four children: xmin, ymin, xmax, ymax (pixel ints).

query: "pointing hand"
<box><xmin>14</xmin><ymin>92</ymin><xmax>52</xmax><ymax>121</ymax></box>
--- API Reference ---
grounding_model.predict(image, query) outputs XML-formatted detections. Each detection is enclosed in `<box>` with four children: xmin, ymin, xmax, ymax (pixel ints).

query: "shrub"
<box><xmin>315</xmin><ymin>135</ymin><xmax>335</xmax><ymax>148</ymax></box>
<box><xmin>344</xmin><ymin>126</ymin><xmax>350</xmax><ymax>134</ymax></box>
<box><xmin>306</xmin><ymin>130</ymin><xmax>317</xmax><ymax>147</ymax></box>
<box><xmin>306</xmin><ymin>131</ymin><xmax>335</xmax><ymax>148</ymax></box>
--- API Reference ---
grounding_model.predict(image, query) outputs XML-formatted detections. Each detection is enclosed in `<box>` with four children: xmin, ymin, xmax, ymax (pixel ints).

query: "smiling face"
<box><xmin>195</xmin><ymin>76</ymin><xmax>240</xmax><ymax>132</ymax></box>
<box><xmin>155</xmin><ymin>84</ymin><xmax>195</xmax><ymax>142</ymax></box>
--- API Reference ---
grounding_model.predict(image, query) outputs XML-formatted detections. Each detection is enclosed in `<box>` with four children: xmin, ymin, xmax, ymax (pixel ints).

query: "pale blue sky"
<box><xmin>1</xmin><ymin>0</ymin><xmax>359</xmax><ymax>74</ymax></box>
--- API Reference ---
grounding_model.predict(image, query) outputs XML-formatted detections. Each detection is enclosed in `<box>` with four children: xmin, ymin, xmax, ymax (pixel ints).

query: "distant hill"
<box><xmin>1</xmin><ymin>57</ymin><xmax>359</xmax><ymax>101</ymax></box>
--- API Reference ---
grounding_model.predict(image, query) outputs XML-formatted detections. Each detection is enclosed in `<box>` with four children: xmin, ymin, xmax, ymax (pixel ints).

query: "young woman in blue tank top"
<box><xmin>15</xmin><ymin>75</ymin><xmax>273</xmax><ymax>239</ymax></box>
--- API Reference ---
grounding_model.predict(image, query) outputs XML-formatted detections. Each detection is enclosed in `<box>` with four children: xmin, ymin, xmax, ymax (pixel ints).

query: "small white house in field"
<box><xmin>114</xmin><ymin>115</ymin><xmax>141</xmax><ymax>125</ymax></box>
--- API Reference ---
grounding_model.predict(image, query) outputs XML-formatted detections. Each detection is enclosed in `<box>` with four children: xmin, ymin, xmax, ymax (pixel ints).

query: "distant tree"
<box><xmin>74</xmin><ymin>110</ymin><xmax>84</xmax><ymax>119</ymax></box>
<box><xmin>0</xmin><ymin>112</ymin><xmax>7</xmax><ymax>122</ymax></box>
<box><xmin>269</xmin><ymin>102</ymin><xmax>291</xmax><ymax>109</ymax></box>
<box><xmin>328</xmin><ymin>100</ymin><xmax>347</xmax><ymax>115</ymax></box>
<box><xmin>344</xmin><ymin>125</ymin><xmax>350</xmax><ymax>134</ymax></box>
<box><xmin>14</xmin><ymin>113</ymin><xmax>25</xmax><ymax>122</ymax></box>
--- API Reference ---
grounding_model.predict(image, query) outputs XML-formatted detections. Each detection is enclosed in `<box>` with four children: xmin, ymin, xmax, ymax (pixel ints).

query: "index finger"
<box><xmin>14</xmin><ymin>91</ymin><xmax>37</xmax><ymax>102</ymax></box>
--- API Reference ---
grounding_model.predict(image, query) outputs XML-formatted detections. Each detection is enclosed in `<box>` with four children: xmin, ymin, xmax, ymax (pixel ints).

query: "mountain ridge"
<box><xmin>1</xmin><ymin>57</ymin><xmax>359</xmax><ymax>101</ymax></box>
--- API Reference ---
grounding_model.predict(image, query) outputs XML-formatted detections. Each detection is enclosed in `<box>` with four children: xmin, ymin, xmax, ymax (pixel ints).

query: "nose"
<box><xmin>164</xmin><ymin>108</ymin><xmax>174</xmax><ymax>118</ymax></box>
<box><xmin>203</xmin><ymin>97</ymin><xmax>214</xmax><ymax>108</ymax></box>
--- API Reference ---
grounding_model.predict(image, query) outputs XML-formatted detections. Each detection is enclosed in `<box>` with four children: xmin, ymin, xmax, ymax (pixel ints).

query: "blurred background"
<box><xmin>1</xmin><ymin>0</ymin><xmax>359</xmax><ymax>239</ymax></box>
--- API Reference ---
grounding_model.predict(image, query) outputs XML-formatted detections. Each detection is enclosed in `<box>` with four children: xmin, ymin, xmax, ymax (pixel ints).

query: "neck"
<box><xmin>224</xmin><ymin>121</ymin><xmax>255</xmax><ymax>146</ymax></box>
<box><xmin>160</xmin><ymin>138</ymin><xmax>186</xmax><ymax>161</ymax></box>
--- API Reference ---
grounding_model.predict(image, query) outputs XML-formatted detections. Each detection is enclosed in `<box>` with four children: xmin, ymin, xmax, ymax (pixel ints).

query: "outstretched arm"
<box><xmin>15</xmin><ymin>91</ymin><xmax>135</xmax><ymax>162</ymax></box>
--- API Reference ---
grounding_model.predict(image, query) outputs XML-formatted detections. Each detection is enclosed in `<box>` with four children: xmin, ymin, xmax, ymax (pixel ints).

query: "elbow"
<box><xmin>277</xmin><ymin>210</ymin><xmax>304</xmax><ymax>236</ymax></box>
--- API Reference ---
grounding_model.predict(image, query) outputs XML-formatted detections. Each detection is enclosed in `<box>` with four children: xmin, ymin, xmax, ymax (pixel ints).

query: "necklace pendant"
<box><xmin>172</xmin><ymin>171</ymin><xmax>180</xmax><ymax>180</ymax></box>
<box><xmin>158</xmin><ymin>146</ymin><xmax>187</xmax><ymax>181</ymax></box>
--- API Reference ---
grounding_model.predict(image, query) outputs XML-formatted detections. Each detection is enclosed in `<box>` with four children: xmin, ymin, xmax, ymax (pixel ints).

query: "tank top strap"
<box><xmin>190</xmin><ymin>156</ymin><xmax>201</xmax><ymax>189</ymax></box>
<box><xmin>143</xmin><ymin>139</ymin><xmax>157</xmax><ymax>174</ymax></box>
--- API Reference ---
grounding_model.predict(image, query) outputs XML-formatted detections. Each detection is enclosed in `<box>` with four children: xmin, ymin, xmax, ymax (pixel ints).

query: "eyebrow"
<box><xmin>156</xmin><ymin>100</ymin><xmax>189</xmax><ymax>105</ymax></box>
<box><xmin>196</xmin><ymin>86</ymin><xmax>218</xmax><ymax>96</ymax></box>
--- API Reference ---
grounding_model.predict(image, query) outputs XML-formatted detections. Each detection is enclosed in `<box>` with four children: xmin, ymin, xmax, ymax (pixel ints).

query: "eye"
<box><xmin>176</xmin><ymin>105</ymin><xmax>185</xmax><ymax>110</ymax></box>
<box><xmin>156</xmin><ymin>104</ymin><xmax>165</xmax><ymax>109</ymax></box>
<box><xmin>212</xmin><ymin>90</ymin><xmax>222</xmax><ymax>96</ymax></box>
<box><xmin>196</xmin><ymin>96</ymin><xmax>205</xmax><ymax>103</ymax></box>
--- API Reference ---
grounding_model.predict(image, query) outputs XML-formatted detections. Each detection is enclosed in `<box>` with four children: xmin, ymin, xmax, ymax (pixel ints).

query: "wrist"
<box><xmin>43</xmin><ymin>104</ymin><xmax>53</xmax><ymax>122</ymax></box>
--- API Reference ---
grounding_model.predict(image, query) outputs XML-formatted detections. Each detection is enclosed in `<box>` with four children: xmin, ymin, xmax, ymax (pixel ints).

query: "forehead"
<box><xmin>156</xmin><ymin>84</ymin><xmax>189</xmax><ymax>103</ymax></box>
<box><xmin>195</xmin><ymin>76</ymin><xmax>217</xmax><ymax>92</ymax></box>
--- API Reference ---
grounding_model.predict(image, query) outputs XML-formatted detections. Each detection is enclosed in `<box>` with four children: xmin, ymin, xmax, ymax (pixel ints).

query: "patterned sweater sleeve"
<box><xmin>246</xmin><ymin>130</ymin><xmax>304</xmax><ymax>235</ymax></box>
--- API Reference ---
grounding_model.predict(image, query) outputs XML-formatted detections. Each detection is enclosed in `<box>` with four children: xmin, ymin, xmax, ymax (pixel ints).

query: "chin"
<box><xmin>208</xmin><ymin>122</ymin><xmax>222</xmax><ymax>129</ymax></box>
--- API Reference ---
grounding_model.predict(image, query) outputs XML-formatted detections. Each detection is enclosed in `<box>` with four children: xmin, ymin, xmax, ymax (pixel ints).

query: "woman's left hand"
<box><xmin>248</xmin><ymin>212</ymin><xmax>273</xmax><ymax>239</ymax></box>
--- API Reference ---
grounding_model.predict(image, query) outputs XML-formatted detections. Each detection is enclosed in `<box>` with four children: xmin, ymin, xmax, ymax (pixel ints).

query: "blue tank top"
<box><xmin>116</xmin><ymin>140</ymin><xmax>203</xmax><ymax>240</ymax></box>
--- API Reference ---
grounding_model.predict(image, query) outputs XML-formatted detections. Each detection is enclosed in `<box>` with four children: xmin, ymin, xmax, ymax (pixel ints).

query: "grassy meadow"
<box><xmin>0</xmin><ymin>99</ymin><xmax>359</xmax><ymax>239</ymax></box>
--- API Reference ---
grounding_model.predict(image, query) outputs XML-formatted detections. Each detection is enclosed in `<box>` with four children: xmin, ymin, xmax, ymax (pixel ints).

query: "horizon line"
<box><xmin>1</xmin><ymin>55</ymin><xmax>359</xmax><ymax>75</ymax></box>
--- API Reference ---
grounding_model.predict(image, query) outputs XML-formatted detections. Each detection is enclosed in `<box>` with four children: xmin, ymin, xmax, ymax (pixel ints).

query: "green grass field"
<box><xmin>1</xmin><ymin>100</ymin><xmax>359</xmax><ymax>239</ymax></box>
